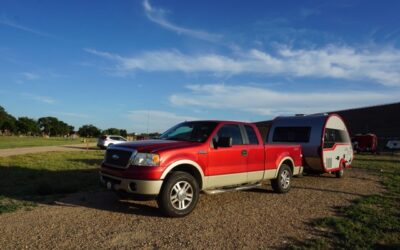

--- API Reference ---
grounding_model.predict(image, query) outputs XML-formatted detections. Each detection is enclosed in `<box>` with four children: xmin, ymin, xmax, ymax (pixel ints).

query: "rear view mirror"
<box><xmin>216</xmin><ymin>137</ymin><xmax>232</xmax><ymax>148</ymax></box>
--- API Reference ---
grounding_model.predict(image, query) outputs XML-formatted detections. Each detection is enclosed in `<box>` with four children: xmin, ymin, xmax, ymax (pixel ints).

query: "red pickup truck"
<box><xmin>100</xmin><ymin>121</ymin><xmax>303</xmax><ymax>217</ymax></box>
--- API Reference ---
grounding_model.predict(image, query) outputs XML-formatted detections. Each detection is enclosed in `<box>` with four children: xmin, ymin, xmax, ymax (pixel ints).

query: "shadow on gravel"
<box><xmin>243</xmin><ymin>187</ymin><xmax>274</xmax><ymax>194</ymax></box>
<box><xmin>0</xmin><ymin>163</ymin><xmax>166</xmax><ymax>217</ymax></box>
<box><xmin>292</xmin><ymin>186</ymin><xmax>370</xmax><ymax>197</ymax></box>
<box><xmin>55</xmin><ymin>191</ymin><xmax>164</xmax><ymax>217</ymax></box>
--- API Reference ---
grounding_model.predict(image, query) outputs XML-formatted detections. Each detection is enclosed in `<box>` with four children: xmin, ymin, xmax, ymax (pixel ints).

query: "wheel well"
<box><xmin>281</xmin><ymin>159</ymin><xmax>294</xmax><ymax>174</ymax></box>
<box><xmin>166</xmin><ymin>164</ymin><xmax>203</xmax><ymax>189</ymax></box>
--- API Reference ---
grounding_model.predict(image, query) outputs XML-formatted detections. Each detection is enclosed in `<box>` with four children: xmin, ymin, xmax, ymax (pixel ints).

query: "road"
<box><xmin>0</xmin><ymin>143</ymin><xmax>97</xmax><ymax>157</ymax></box>
<box><xmin>0</xmin><ymin>168</ymin><xmax>382</xmax><ymax>249</ymax></box>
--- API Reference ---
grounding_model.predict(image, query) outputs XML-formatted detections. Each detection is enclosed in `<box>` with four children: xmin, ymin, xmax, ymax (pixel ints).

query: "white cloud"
<box><xmin>127</xmin><ymin>110</ymin><xmax>198</xmax><ymax>133</ymax></box>
<box><xmin>21</xmin><ymin>93</ymin><xmax>55</xmax><ymax>104</ymax></box>
<box><xmin>86</xmin><ymin>45</ymin><xmax>400</xmax><ymax>86</ymax></box>
<box><xmin>22</xmin><ymin>72</ymin><xmax>40</xmax><ymax>80</ymax></box>
<box><xmin>170</xmin><ymin>84</ymin><xmax>400</xmax><ymax>117</ymax></box>
<box><xmin>0</xmin><ymin>17</ymin><xmax>54</xmax><ymax>38</ymax></box>
<box><xmin>142</xmin><ymin>0</ymin><xmax>222</xmax><ymax>42</ymax></box>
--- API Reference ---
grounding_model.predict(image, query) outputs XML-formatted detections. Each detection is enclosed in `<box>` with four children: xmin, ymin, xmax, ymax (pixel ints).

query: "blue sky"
<box><xmin>1</xmin><ymin>0</ymin><xmax>399</xmax><ymax>133</ymax></box>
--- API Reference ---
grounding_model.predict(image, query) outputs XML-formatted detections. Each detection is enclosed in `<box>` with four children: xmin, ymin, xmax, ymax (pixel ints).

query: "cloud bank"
<box><xmin>170</xmin><ymin>84</ymin><xmax>400</xmax><ymax>116</ymax></box>
<box><xmin>86</xmin><ymin>45</ymin><xmax>400</xmax><ymax>86</ymax></box>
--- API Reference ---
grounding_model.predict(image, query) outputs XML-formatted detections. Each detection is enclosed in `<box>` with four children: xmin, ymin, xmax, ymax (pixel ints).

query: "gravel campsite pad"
<box><xmin>0</xmin><ymin>168</ymin><xmax>383</xmax><ymax>249</ymax></box>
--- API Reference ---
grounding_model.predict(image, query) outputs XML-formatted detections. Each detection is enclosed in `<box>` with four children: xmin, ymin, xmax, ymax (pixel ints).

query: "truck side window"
<box><xmin>214</xmin><ymin>124</ymin><xmax>243</xmax><ymax>145</ymax></box>
<box><xmin>244</xmin><ymin>125</ymin><xmax>259</xmax><ymax>145</ymax></box>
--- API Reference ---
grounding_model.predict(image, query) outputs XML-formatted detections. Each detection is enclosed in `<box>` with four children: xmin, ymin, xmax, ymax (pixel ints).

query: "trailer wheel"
<box><xmin>335</xmin><ymin>168</ymin><xmax>344</xmax><ymax>178</ymax></box>
<box><xmin>157</xmin><ymin>171</ymin><xmax>199</xmax><ymax>217</ymax></box>
<box><xmin>271</xmin><ymin>164</ymin><xmax>292</xmax><ymax>193</ymax></box>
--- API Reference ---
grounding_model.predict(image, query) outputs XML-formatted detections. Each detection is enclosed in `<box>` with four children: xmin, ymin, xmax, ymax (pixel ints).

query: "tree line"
<box><xmin>0</xmin><ymin>106</ymin><xmax>128</xmax><ymax>137</ymax></box>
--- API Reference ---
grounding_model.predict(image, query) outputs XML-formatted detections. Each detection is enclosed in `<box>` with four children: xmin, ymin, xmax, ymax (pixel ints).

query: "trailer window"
<box><xmin>272</xmin><ymin>127</ymin><xmax>311</xmax><ymax>143</ymax></box>
<box><xmin>324</xmin><ymin>128</ymin><xmax>350</xmax><ymax>148</ymax></box>
<box><xmin>244</xmin><ymin>125</ymin><xmax>259</xmax><ymax>145</ymax></box>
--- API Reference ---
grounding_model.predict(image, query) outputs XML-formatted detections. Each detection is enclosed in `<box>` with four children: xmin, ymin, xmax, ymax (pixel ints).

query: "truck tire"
<box><xmin>271</xmin><ymin>164</ymin><xmax>292</xmax><ymax>193</ymax></box>
<box><xmin>157</xmin><ymin>171</ymin><xmax>199</xmax><ymax>217</ymax></box>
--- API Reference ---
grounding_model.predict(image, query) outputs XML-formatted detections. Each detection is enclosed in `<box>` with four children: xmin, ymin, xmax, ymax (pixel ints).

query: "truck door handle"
<box><xmin>241</xmin><ymin>150</ymin><xmax>248</xmax><ymax>156</ymax></box>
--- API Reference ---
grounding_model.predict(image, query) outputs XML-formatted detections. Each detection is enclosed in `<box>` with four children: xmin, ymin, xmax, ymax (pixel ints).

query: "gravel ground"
<box><xmin>0</xmin><ymin>168</ymin><xmax>382</xmax><ymax>249</ymax></box>
<box><xmin>0</xmin><ymin>143</ymin><xmax>97</xmax><ymax>157</ymax></box>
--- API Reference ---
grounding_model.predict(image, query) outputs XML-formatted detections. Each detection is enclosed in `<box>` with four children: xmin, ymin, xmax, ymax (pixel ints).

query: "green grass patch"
<box><xmin>0</xmin><ymin>150</ymin><xmax>104</xmax><ymax>213</ymax></box>
<box><xmin>0</xmin><ymin>136</ymin><xmax>95</xmax><ymax>149</ymax></box>
<box><xmin>292</xmin><ymin>154</ymin><xmax>400</xmax><ymax>249</ymax></box>
<box><xmin>352</xmin><ymin>154</ymin><xmax>400</xmax><ymax>172</ymax></box>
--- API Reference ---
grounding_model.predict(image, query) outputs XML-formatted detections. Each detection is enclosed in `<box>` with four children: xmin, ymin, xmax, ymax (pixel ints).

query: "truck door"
<box><xmin>207</xmin><ymin>124</ymin><xmax>247</xmax><ymax>188</ymax></box>
<box><xmin>243</xmin><ymin>125</ymin><xmax>264</xmax><ymax>182</ymax></box>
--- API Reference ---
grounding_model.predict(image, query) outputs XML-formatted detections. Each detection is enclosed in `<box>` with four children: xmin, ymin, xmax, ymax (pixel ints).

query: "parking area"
<box><xmin>0</xmin><ymin>168</ymin><xmax>382</xmax><ymax>249</ymax></box>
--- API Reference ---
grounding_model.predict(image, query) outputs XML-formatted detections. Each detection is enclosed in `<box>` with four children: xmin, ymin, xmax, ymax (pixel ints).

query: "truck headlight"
<box><xmin>132</xmin><ymin>153</ymin><xmax>160</xmax><ymax>166</ymax></box>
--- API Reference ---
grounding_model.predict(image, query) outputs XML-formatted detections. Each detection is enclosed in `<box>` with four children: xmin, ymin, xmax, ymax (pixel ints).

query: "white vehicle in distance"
<box><xmin>97</xmin><ymin>135</ymin><xmax>127</xmax><ymax>149</ymax></box>
<box><xmin>386</xmin><ymin>140</ymin><xmax>400</xmax><ymax>150</ymax></box>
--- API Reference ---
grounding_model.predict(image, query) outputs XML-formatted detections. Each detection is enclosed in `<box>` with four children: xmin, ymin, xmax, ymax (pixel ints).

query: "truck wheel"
<box><xmin>271</xmin><ymin>164</ymin><xmax>292</xmax><ymax>193</ymax></box>
<box><xmin>157</xmin><ymin>171</ymin><xmax>199</xmax><ymax>217</ymax></box>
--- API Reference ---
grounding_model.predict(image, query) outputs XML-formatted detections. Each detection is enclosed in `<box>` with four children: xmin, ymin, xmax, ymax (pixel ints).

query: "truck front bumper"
<box><xmin>100</xmin><ymin>172</ymin><xmax>163</xmax><ymax>196</ymax></box>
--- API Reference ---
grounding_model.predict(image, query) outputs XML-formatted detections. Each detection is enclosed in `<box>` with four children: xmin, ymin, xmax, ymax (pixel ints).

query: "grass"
<box><xmin>292</xmin><ymin>154</ymin><xmax>400</xmax><ymax>249</ymax></box>
<box><xmin>0</xmin><ymin>150</ymin><xmax>104</xmax><ymax>213</ymax></box>
<box><xmin>0</xmin><ymin>136</ymin><xmax>95</xmax><ymax>149</ymax></box>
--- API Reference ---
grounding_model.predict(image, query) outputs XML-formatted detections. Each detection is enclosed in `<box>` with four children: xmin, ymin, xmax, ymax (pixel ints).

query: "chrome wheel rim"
<box><xmin>280</xmin><ymin>170</ymin><xmax>291</xmax><ymax>189</ymax></box>
<box><xmin>170</xmin><ymin>181</ymin><xmax>194</xmax><ymax>210</ymax></box>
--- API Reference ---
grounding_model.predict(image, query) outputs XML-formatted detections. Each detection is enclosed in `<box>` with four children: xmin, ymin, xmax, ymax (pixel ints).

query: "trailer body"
<box><xmin>267</xmin><ymin>114</ymin><xmax>353</xmax><ymax>174</ymax></box>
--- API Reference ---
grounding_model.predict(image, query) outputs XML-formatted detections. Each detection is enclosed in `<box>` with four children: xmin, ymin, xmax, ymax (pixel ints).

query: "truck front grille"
<box><xmin>104</xmin><ymin>148</ymin><xmax>137</xmax><ymax>168</ymax></box>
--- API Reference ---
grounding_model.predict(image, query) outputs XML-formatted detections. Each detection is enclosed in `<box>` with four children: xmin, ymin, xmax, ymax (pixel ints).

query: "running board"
<box><xmin>203</xmin><ymin>183</ymin><xmax>262</xmax><ymax>195</ymax></box>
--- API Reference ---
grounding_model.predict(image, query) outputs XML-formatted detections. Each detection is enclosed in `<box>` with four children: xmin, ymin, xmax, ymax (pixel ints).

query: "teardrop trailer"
<box><xmin>266</xmin><ymin>114</ymin><xmax>353</xmax><ymax>177</ymax></box>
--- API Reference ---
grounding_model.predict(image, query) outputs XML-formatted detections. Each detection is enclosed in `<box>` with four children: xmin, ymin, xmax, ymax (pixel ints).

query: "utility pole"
<box><xmin>146</xmin><ymin>110</ymin><xmax>150</xmax><ymax>135</ymax></box>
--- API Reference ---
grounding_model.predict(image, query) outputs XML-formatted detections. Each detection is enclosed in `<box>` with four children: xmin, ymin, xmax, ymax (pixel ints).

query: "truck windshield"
<box><xmin>160</xmin><ymin>121</ymin><xmax>218</xmax><ymax>142</ymax></box>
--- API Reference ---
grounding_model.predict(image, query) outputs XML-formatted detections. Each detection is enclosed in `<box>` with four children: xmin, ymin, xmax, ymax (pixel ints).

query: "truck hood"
<box><xmin>111</xmin><ymin>139</ymin><xmax>201</xmax><ymax>153</ymax></box>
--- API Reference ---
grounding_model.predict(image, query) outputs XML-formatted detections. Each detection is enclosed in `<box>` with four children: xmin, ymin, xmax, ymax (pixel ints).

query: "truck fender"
<box><xmin>275</xmin><ymin>156</ymin><xmax>295</xmax><ymax>178</ymax></box>
<box><xmin>160</xmin><ymin>159</ymin><xmax>205</xmax><ymax>186</ymax></box>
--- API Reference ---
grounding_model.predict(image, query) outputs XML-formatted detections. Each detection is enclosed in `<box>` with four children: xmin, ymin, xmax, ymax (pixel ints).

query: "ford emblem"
<box><xmin>112</xmin><ymin>154</ymin><xmax>120</xmax><ymax>160</ymax></box>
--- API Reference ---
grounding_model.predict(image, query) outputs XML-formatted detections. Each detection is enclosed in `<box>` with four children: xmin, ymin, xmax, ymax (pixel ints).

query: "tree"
<box><xmin>68</xmin><ymin>125</ymin><xmax>75</xmax><ymax>135</ymax></box>
<box><xmin>38</xmin><ymin>116</ymin><xmax>72</xmax><ymax>136</ymax></box>
<box><xmin>16</xmin><ymin>117</ymin><xmax>39</xmax><ymax>135</ymax></box>
<box><xmin>119</xmin><ymin>129</ymin><xmax>128</xmax><ymax>137</ymax></box>
<box><xmin>102</xmin><ymin>128</ymin><xmax>128</xmax><ymax>138</ymax></box>
<box><xmin>0</xmin><ymin>106</ymin><xmax>17</xmax><ymax>134</ymax></box>
<box><xmin>78</xmin><ymin>124</ymin><xmax>101</xmax><ymax>137</ymax></box>
<box><xmin>102</xmin><ymin>128</ymin><xmax>120</xmax><ymax>135</ymax></box>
